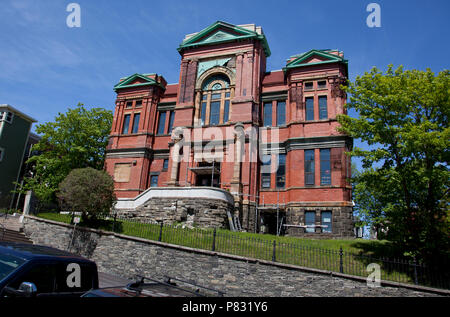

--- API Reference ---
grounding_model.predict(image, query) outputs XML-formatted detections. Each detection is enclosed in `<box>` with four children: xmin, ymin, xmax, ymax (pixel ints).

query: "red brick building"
<box><xmin>105</xmin><ymin>21</ymin><xmax>354</xmax><ymax>237</ymax></box>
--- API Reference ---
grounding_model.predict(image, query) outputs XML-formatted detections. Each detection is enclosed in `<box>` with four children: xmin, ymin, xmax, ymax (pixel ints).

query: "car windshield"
<box><xmin>0</xmin><ymin>253</ymin><xmax>27</xmax><ymax>281</ymax></box>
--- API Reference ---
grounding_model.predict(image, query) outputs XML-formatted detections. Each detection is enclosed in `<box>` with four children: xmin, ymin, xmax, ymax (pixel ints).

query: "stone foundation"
<box><xmin>286</xmin><ymin>206</ymin><xmax>354</xmax><ymax>238</ymax></box>
<box><xmin>116</xmin><ymin>197</ymin><xmax>232</xmax><ymax>228</ymax></box>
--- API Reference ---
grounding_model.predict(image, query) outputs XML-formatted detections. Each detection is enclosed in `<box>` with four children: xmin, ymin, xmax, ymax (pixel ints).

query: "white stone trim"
<box><xmin>115</xmin><ymin>187</ymin><xmax>234</xmax><ymax>210</ymax></box>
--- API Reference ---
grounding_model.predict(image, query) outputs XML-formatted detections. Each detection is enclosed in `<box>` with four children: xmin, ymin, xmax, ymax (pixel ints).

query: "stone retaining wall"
<box><xmin>22</xmin><ymin>216</ymin><xmax>447</xmax><ymax>297</ymax></box>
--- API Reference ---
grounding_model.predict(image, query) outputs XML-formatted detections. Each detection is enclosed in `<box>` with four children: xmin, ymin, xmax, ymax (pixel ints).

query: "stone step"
<box><xmin>0</xmin><ymin>228</ymin><xmax>32</xmax><ymax>244</ymax></box>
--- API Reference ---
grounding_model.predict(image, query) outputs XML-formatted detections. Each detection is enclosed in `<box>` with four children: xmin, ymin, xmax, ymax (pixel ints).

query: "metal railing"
<box><xmin>37</xmin><ymin>212</ymin><xmax>450</xmax><ymax>290</ymax></box>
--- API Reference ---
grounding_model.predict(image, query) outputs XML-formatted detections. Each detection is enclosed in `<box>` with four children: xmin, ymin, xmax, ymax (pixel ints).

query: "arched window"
<box><xmin>199</xmin><ymin>74</ymin><xmax>232</xmax><ymax>126</ymax></box>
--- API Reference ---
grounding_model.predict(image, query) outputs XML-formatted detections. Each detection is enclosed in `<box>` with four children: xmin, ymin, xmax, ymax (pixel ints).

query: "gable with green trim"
<box><xmin>178</xmin><ymin>21</ymin><xmax>271</xmax><ymax>57</ymax></box>
<box><xmin>114</xmin><ymin>73</ymin><xmax>164</xmax><ymax>92</ymax></box>
<box><xmin>283</xmin><ymin>49</ymin><xmax>348</xmax><ymax>72</ymax></box>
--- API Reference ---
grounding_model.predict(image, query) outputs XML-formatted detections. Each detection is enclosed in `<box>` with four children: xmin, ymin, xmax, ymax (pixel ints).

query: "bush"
<box><xmin>57</xmin><ymin>167</ymin><xmax>116</xmax><ymax>223</ymax></box>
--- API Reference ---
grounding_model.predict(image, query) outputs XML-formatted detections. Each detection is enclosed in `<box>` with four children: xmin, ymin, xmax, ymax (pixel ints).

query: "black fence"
<box><xmin>47</xmin><ymin>212</ymin><xmax>450</xmax><ymax>290</ymax></box>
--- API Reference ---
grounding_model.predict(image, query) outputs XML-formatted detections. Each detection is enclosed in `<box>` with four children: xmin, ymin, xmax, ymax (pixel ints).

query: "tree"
<box><xmin>22</xmin><ymin>104</ymin><xmax>113</xmax><ymax>204</ymax></box>
<box><xmin>337</xmin><ymin>65</ymin><xmax>449</xmax><ymax>262</ymax></box>
<box><xmin>57</xmin><ymin>167</ymin><xmax>116</xmax><ymax>222</ymax></box>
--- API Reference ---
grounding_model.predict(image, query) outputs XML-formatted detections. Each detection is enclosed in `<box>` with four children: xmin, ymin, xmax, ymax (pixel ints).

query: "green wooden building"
<box><xmin>0</xmin><ymin>104</ymin><xmax>37</xmax><ymax>209</ymax></box>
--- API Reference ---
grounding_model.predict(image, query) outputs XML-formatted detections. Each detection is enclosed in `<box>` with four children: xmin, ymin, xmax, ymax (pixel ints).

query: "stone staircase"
<box><xmin>0</xmin><ymin>214</ymin><xmax>33</xmax><ymax>244</ymax></box>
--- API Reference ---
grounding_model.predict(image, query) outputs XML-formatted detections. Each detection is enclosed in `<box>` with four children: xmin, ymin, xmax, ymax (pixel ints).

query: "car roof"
<box><xmin>0</xmin><ymin>242</ymin><xmax>94</xmax><ymax>263</ymax></box>
<box><xmin>83</xmin><ymin>283</ymin><xmax>205</xmax><ymax>297</ymax></box>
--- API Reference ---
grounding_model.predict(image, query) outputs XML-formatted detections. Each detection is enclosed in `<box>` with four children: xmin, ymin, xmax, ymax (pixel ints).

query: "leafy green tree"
<box><xmin>57</xmin><ymin>167</ymin><xmax>116</xmax><ymax>222</ymax></box>
<box><xmin>338</xmin><ymin>65</ymin><xmax>449</xmax><ymax>261</ymax></box>
<box><xmin>22</xmin><ymin>104</ymin><xmax>113</xmax><ymax>204</ymax></box>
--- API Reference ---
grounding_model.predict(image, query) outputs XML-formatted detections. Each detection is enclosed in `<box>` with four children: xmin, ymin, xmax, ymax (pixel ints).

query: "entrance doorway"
<box><xmin>191</xmin><ymin>161</ymin><xmax>221</xmax><ymax>188</ymax></box>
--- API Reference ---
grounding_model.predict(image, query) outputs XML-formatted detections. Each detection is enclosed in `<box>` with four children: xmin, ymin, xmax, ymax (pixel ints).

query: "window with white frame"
<box><xmin>0</xmin><ymin>111</ymin><xmax>14</xmax><ymax>123</ymax></box>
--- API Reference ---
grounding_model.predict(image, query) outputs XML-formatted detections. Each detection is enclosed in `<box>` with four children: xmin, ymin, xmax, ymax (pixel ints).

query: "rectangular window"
<box><xmin>318</xmin><ymin>80</ymin><xmax>327</xmax><ymax>89</ymax></box>
<box><xmin>263</xmin><ymin>102</ymin><xmax>272</xmax><ymax>127</ymax></box>
<box><xmin>200</xmin><ymin>102</ymin><xmax>207</xmax><ymax>126</ymax></box>
<box><xmin>125</xmin><ymin>101</ymin><xmax>133</xmax><ymax>108</ymax></box>
<box><xmin>276</xmin><ymin>153</ymin><xmax>286</xmax><ymax>188</ymax></box>
<box><xmin>122</xmin><ymin>114</ymin><xmax>131</xmax><ymax>134</ymax></box>
<box><xmin>211</xmin><ymin>93</ymin><xmax>221</xmax><ymax>100</ymax></box>
<box><xmin>157</xmin><ymin>112</ymin><xmax>166</xmax><ymax>135</ymax></box>
<box><xmin>167</xmin><ymin>111</ymin><xmax>175</xmax><ymax>133</ymax></box>
<box><xmin>131</xmin><ymin>113</ymin><xmax>140</xmax><ymax>134</ymax></box>
<box><xmin>0</xmin><ymin>111</ymin><xmax>14</xmax><ymax>123</ymax></box>
<box><xmin>276</xmin><ymin>101</ymin><xmax>286</xmax><ymax>126</ymax></box>
<box><xmin>321</xmin><ymin>211</ymin><xmax>332</xmax><ymax>233</ymax></box>
<box><xmin>320</xmin><ymin>149</ymin><xmax>331</xmax><ymax>185</ymax></box>
<box><xmin>163</xmin><ymin>159</ymin><xmax>169</xmax><ymax>170</ymax></box>
<box><xmin>261</xmin><ymin>154</ymin><xmax>271</xmax><ymax>189</ymax></box>
<box><xmin>305</xmin><ymin>211</ymin><xmax>315</xmax><ymax>233</ymax></box>
<box><xmin>306</xmin><ymin>97</ymin><xmax>314</xmax><ymax>121</ymax></box>
<box><xmin>305</xmin><ymin>149</ymin><xmax>315</xmax><ymax>185</ymax></box>
<box><xmin>135</xmin><ymin>100</ymin><xmax>142</xmax><ymax>108</ymax></box>
<box><xmin>150</xmin><ymin>175</ymin><xmax>159</xmax><ymax>187</ymax></box>
<box><xmin>319</xmin><ymin>96</ymin><xmax>328</xmax><ymax>120</ymax></box>
<box><xmin>223</xmin><ymin>100</ymin><xmax>230</xmax><ymax>123</ymax></box>
<box><xmin>209</xmin><ymin>101</ymin><xmax>220</xmax><ymax>126</ymax></box>
<box><xmin>304</xmin><ymin>82</ymin><xmax>313</xmax><ymax>91</ymax></box>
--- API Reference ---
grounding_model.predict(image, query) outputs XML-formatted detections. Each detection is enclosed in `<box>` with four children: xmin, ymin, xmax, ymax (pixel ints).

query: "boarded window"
<box><xmin>305</xmin><ymin>211</ymin><xmax>315</xmax><ymax>233</ymax></box>
<box><xmin>321</xmin><ymin>211</ymin><xmax>332</xmax><ymax>233</ymax></box>
<box><xmin>114</xmin><ymin>163</ymin><xmax>132</xmax><ymax>182</ymax></box>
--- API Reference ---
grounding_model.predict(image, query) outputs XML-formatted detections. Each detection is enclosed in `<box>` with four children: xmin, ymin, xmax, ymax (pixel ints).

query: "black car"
<box><xmin>0</xmin><ymin>242</ymin><xmax>99</xmax><ymax>297</ymax></box>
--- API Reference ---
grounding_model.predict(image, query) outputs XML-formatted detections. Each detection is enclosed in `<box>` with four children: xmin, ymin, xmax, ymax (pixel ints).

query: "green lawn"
<box><xmin>34</xmin><ymin>212</ymin><xmax>425</xmax><ymax>287</ymax></box>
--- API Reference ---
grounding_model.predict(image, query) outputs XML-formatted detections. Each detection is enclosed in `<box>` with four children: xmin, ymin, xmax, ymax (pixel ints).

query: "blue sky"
<box><xmin>1</xmin><ymin>0</ymin><xmax>449</xmax><ymax>147</ymax></box>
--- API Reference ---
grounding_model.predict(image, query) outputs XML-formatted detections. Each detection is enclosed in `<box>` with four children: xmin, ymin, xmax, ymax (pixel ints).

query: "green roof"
<box><xmin>178</xmin><ymin>21</ymin><xmax>271</xmax><ymax>57</ymax></box>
